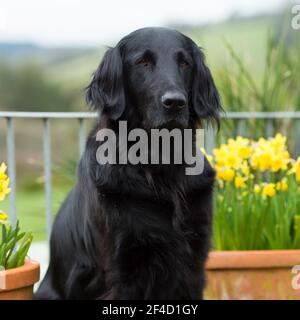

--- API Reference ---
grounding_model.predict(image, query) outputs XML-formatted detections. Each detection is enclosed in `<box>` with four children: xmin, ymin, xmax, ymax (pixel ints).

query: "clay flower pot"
<box><xmin>0</xmin><ymin>260</ymin><xmax>40</xmax><ymax>300</ymax></box>
<box><xmin>205</xmin><ymin>250</ymin><xmax>300</xmax><ymax>300</ymax></box>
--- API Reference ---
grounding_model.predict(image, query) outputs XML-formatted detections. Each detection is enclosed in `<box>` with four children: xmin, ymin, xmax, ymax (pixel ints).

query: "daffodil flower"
<box><xmin>0</xmin><ymin>177</ymin><xmax>11</xmax><ymax>201</ymax></box>
<box><xmin>262</xmin><ymin>183</ymin><xmax>276</xmax><ymax>198</ymax></box>
<box><xmin>0</xmin><ymin>210</ymin><xmax>8</xmax><ymax>225</ymax></box>
<box><xmin>276</xmin><ymin>179</ymin><xmax>288</xmax><ymax>192</ymax></box>
<box><xmin>234</xmin><ymin>175</ymin><xmax>246</xmax><ymax>189</ymax></box>
<box><xmin>254</xmin><ymin>184</ymin><xmax>261</xmax><ymax>194</ymax></box>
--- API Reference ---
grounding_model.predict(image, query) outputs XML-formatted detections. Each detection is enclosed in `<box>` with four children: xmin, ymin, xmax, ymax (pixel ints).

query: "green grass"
<box><xmin>1</xmin><ymin>184</ymin><xmax>72</xmax><ymax>241</ymax></box>
<box><xmin>184</xmin><ymin>16</ymin><xmax>276</xmax><ymax>71</ymax></box>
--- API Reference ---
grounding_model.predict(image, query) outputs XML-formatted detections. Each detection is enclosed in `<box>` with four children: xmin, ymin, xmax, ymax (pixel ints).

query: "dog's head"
<box><xmin>86</xmin><ymin>27</ymin><xmax>221</xmax><ymax>129</ymax></box>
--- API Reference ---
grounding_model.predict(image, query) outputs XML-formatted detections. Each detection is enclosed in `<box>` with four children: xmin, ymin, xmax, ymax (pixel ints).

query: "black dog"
<box><xmin>35</xmin><ymin>27</ymin><xmax>221</xmax><ymax>300</ymax></box>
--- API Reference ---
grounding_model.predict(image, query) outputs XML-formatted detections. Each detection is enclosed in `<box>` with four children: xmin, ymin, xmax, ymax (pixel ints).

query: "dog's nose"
<box><xmin>161</xmin><ymin>92</ymin><xmax>187</xmax><ymax>109</ymax></box>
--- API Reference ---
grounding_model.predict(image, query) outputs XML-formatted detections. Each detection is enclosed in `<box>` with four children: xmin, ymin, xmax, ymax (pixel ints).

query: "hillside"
<box><xmin>0</xmin><ymin>12</ymin><xmax>295</xmax><ymax>95</ymax></box>
<box><xmin>46</xmin><ymin>13</ymin><xmax>289</xmax><ymax>89</ymax></box>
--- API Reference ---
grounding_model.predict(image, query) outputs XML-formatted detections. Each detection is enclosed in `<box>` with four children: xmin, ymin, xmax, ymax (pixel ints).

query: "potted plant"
<box><xmin>204</xmin><ymin>134</ymin><xmax>300</xmax><ymax>300</ymax></box>
<box><xmin>0</xmin><ymin>162</ymin><xmax>40</xmax><ymax>300</ymax></box>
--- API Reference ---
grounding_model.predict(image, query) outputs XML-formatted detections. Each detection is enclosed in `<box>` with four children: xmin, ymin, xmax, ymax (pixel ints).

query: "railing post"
<box><xmin>43</xmin><ymin>118</ymin><xmax>52</xmax><ymax>240</ymax></box>
<box><xmin>237</xmin><ymin>119</ymin><xmax>246</xmax><ymax>137</ymax></box>
<box><xmin>266</xmin><ymin>119</ymin><xmax>274</xmax><ymax>137</ymax></box>
<box><xmin>6</xmin><ymin>117</ymin><xmax>17</xmax><ymax>226</ymax></box>
<box><xmin>294</xmin><ymin>119</ymin><xmax>300</xmax><ymax>158</ymax></box>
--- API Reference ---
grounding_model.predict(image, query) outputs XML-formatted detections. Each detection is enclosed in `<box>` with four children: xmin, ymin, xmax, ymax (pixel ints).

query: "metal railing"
<box><xmin>204</xmin><ymin>111</ymin><xmax>300</xmax><ymax>155</ymax></box>
<box><xmin>1</xmin><ymin>111</ymin><xmax>300</xmax><ymax>239</ymax></box>
<box><xmin>1</xmin><ymin>112</ymin><xmax>97</xmax><ymax>239</ymax></box>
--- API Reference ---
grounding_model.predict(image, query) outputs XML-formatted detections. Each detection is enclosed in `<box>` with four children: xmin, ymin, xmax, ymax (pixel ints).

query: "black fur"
<box><xmin>35</xmin><ymin>27</ymin><xmax>221</xmax><ymax>300</ymax></box>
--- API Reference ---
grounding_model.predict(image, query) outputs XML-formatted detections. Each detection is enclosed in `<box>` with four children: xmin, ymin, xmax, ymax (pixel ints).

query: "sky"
<box><xmin>0</xmin><ymin>0</ymin><xmax>292</xmax><ymax>47</ymax></box>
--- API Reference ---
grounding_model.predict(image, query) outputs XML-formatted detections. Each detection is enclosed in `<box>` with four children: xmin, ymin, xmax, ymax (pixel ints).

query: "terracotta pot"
<box><xmin>204</xmin><ymin>250</ymin><xmax>300</xmax><ymax>300</ymax></box>
<box><xmin>0</xmin><ymin>260</ymin><xmax>40</xmax><ymax>300</ymax></box>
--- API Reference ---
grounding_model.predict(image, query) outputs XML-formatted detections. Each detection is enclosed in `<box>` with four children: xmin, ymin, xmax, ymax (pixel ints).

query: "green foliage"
<box><xmin>0</xmin><ymin>61</ymin><xmax>75</xmax><ymax>111</ymax></box>
<box><xmin>218</xmin><ymin>33</ymin><xmax>299</xmax><ymax>113</ymax></box>
<box><xmin>0</xmin><ymin>221</ymin><xmax>33</xmax><ymax>270</ymax></box>
<box><xmin>213</xmin><ymin>176</ymin><xmax>300</xmax><ymax>250</ymax></box>
<box><xmin>214</xmin><ymin>31</ymin><xmax>300</xmax><ymax>152</ymax></box>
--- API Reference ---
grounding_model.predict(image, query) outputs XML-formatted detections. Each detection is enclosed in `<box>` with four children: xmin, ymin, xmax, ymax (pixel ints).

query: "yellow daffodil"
<box><xmin>226</xmin><ymin>154</ymin><xmax>240</xmax><ymax>168</ymax></box>
<box><xmin>262</xmin><ymin>183</ymin><xmax>276</xmax><ymax>198</ymax></box>
<box><xmin>0</xmin><ymin>211</ymin><xmax>8</xmax><ymax>224</ymax></box>
<box><xmin>271</xmin><ymin>133</ymin><xmax>287</xmax><ymax>151</ymax></box>
<box><xmin>216</xmin><ymin>167</ymin><xmax>235</xmax><ymax>182</ymax></box>
<box><xmin>258</xmin><ymin>152</ymin><xmax>272</xmax><ymax>171</ymax></box>
<box><xmin>0</xmin><ymin>178</ymin><xmax>11</xmax><ymax>201</ymax></box>
<box><xmin>248</xmin><ymin>134</ymin><xmax>290</xmax><ymax>172</ymax></box>
<box><xmin>213</xmin><ymin>147</ymin><xmax>228</xmax><ymax>167</ymax></box>
<box><xmin>0</xmin><ymin>162</ymin><xmax>7</xmax><ymax>173</ymax></box>
<box><xmin>276</xmin><ymin>179</ymin><xmax>288</xmax><ymax>192</ymax></box>
<box><xmin>288</xmin><ymin>158</ymin><xmax>300</xmax><ymax>182</ymax></box>
<box><xmin>234</xmin><ymin>175</ymin><xmax>246</xmax><ymax>189</ymax></box>
<box><xmin>238</xmin><ymin>146</ymin><xmax>252</xmax><ymax>159</ymax></box>
<box><xmin>240</xmin><ymin>161</ymin><xmax>250</xmax><ymax>176</ymax></box>
<box><xmin>270</xmin><ymin>156</ymin><xmax>288</xmax><ymax>172</ymax></box>
<box><xmin>210</xmin><ymin>134</ymin><xmax>297</xmax><ymax>197</ymax></box>
<box><xmin>0</xmin><ymin>168</ymin><xmax>11</xmax><ymax>202</ymax></box>
<box><xmin>250</xmin><ymin>154</ymin><xmax>259</xmax><ymax>170</ymax></box>
<box><xmin>254</xmin><ymin>184</ymin><xmax>261</xmax><ymax>194</ymax></box>
<box><xmin>0</xmin><ymin>162</ymin><xmax>8</xmax><ymax>181</ymax></box>
<box><xmin>297</xmin><ymin>167</ymin><xmax>300</xmax><ymax>183</ymax></box>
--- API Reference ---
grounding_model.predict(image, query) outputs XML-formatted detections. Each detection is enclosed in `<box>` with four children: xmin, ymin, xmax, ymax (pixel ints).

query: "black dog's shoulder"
<box><xmin>184</xmin><ymin>155</ymin><xmax>215</xmax><ymax>192</ymax></box>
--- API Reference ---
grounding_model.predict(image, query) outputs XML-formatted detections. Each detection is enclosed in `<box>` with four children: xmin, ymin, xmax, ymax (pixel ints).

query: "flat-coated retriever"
<box><xmin>35</xmin><ymin>27</ymin><xmax>221</xmax><ymax>300</ymax></box>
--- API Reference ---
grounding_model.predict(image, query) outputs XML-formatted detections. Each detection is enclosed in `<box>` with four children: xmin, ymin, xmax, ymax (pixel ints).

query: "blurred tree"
<box><xmin>0</xmin><ymin>61</ymin><xmax>75</xmax><ymax>111</ymax></box>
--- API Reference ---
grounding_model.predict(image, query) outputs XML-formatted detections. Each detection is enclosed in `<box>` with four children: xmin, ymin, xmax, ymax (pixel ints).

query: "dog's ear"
<box><xmin>191</xmin><ymin>44</ymin><xmax>222</xmax><ymax>127</ymax></box>
<box><xmin>86</xmin><ymin>46</ymin><xmax>125</xmax><ymax>120</ymax></box>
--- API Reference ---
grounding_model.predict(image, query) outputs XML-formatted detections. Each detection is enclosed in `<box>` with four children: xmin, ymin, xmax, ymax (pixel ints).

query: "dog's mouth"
<box><xmin>157</xmin><ymin>119</ymin><xmax>187</xmax><ymax>130</ymax></box>
<box><xmin>141</xmin><ymin>103</ymin><xmax>190</xmax><ymax>130</ymax></box>
<box><xmin>158</xmin><ymin>111</ymin><xmax>190</xmax><ymax>129</ymax></box>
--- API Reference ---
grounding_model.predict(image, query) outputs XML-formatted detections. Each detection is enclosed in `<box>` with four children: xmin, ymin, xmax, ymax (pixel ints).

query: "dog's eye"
<box><xmin>179</xmin><ymin>60</ymin><xmax>189</xmax><ymax>68</ymax></box>
<box><xmin>136</xmin><ymin>58</ymin><xmax>150</xmax><ymax>67</ymax></box>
